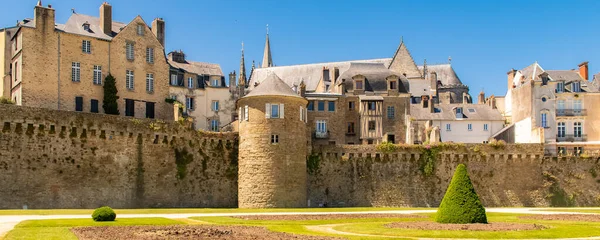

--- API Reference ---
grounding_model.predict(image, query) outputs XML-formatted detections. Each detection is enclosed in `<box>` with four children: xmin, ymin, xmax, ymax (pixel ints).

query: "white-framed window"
<box><xmin>300</xmin><ymin>106</ymin><xmax>305</xmax><ymax>122</ymax></box>
<box><xmin>146</xmin><ymin>47</ymin><xmax>154</xmax><ymax>64</ymax></box>
<box><xmin>556</xmin><ymin>81</ymin><xmax>564</xmax><ymax>93</ymax></box>
<box><xmin>188</xmin><ymin>77</ymin><xmax>194</xmax><ymax>89</ymax></box>
<box><xmin>316</xmin><ymin>120</ymin><xmax>327</xmax><ymax>133</ymax></box>
<box><xmin>572</xmin><ymin>81</ymin><xmax>581</xmax><ymax>93</ymax></box>
<box><xmin>387</xmin><ymin>106</ymin><xmax>395</xmax><ymax>119</ymax></box>
<box><xmin>271</xmin><ymin>134</ymin><xmax>279</xmax><ymax>144</ymax></box>
<box><xmin>146</xmin><ymin>73</ymin><xmax>154</xmax><ymax>93</ymax></box>
<box><xmin>211</xmin><ymin>78</ymin><xmax>220</xmax><ymax>87</ymax></box>
<box><xmin>446</xmin><ymin>123</ymin><xmax>451</xmax><ymax>131</ymax></box>
<box><xmin>244</xmin><ymin>105</ymin><xmax>249</xmax><ymax>121</ymax></box>
<box><xmin>136</xmin><ymin>24</ymin><xmax>144</xmax><ymax>36</ymax></box>
<box><xmin>266</xmin><ymin>103</ymin><xmax>284</xmax><ymax>119</ymax></box>
<box><xmin>557</xmin><ymin>100</ymin><xmax>565</xmax><ymax>110</ymax></box>
<box><xmin>484</xmin><ymin>124</ymin><xmax>488</xmax><ymax>131</ymax></box>
<box><xmin>93</xmin><ymin>65</ymin><xmax>102</xmax><ymax>85</ymax></box>
<box><xmin>170</xmin><ymin>74</ymin><xmax>178</xmax><ymax>86</ymax></box>
<box><xmin>210</xmin><ymin>119</ymin><xmax>219</xmax><ymax>132</ymax></box>
<box><xmin>71</xmin><ymin>62</ymin><xmax>81</xmax><ymax>82</ymax></box>
<box><xmin>82</xmin><ymin>40</ymin><xmax>91</xmax><ymax>54</ymax></box>
<box><xmin>574</xmin><ymin>122</ymin><xmax>582</xmax><ymax>138</ymax></box>
<box><xmin>126</xmin><ymin>70</ymin><xmax>134</xmax><ymax>90</ymax></box>
<box><xmin>574</xmin><ymin>100</ymin><xmax>582</xmax><ymax>110</ymax></box>
<box><xmin>186</xmin><ymin>97</ymin><xmax>194</xmax><ymax>110</ymax></box>
<box><xmin>212</xmin><ymin>100</ymin><xmax>219</xmax><ymax>111</ymax></box>
<box><xmin>541</xmin><ymin>113</ymin><xmax>548</xmax><ymax>128</ymax></box>
<box><xmin>126</xmin><ymin>42</ymin><xmax>134</xmax><ymax>60</ymax></box>
<box><xmin>558</xmin><ymin>122</ymin><xmax>565</xmax><ymax>137</ymax></box>
<box><xmin>355</xmin><ymin>80</ymin><xmax>363</xmax><ymax>90</ymax></box>
<box><xmin>455</xmin><ymin>107</ymin><xmax>463</xmax><ymax>119</ymax></box>
<box><xmin>468</xmin><ymin>123</ymin><xmax>473</xmax><ymax>131</ymax></box>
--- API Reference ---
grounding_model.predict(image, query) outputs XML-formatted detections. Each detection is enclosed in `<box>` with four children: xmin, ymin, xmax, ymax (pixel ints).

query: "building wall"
<box><xmin>0</xmin><ymin>30</ymin><xmax>5</xmax><ymax>98</ymax></box>
<box><xmin>237</xmin><ymin>95</ymin><xmax>308</xmax><ymax>208</ymax></box>
<box><xmin>436</xmin><ymin>120</ymin><xmax>504</xmax><ymax>143</ymax></box>
<box><xmin>584</xmin><ymin>94</ymin><xmax>600</xmax><ymax>143</ymax></box>
<box><xmin>169</xmin><ymin>84</ymin><xmax>232</xmax><ymax>131</ymax></box>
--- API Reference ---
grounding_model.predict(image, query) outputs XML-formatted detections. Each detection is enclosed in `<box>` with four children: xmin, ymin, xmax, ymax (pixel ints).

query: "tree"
<box><xmin>103</xmin><ymin>74</ymin><xmax>119</xmax><ymax>115</ymax></box>
<box><xmin>435</xmin><ymin>164</ymin><xmax>488</xmax><ymax>224</ymax></box>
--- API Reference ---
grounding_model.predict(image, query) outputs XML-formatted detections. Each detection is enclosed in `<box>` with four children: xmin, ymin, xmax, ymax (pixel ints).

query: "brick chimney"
<box><xmin>152</xmin><ymin>18</ymin><xmax>165</xmax><ymax>47</ymax></box>
<box><xmin>478</xmin><ymin>91</ymin><xmax>485</xmax><ymax>104</ymax></box>
<box><xmin>578</xmin><ymin>61</ymin><xmax>589</xmax><ymax>80</ymax></box>
<box><xmin>99</xmin><ymin>2</ymin><xmax>112</xmax><ymax>36</ymax></box>
<box><xmin>507</xmin><ymin>68</ymin><xmax>517</xmax><ymax>90</ymax></box>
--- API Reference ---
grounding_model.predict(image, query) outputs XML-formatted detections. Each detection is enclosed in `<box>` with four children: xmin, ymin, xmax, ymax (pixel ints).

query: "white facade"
<box><xmin>432</xmin><ymin>120</ymin><xmax>504</xmax><ymax>143</ymax></box>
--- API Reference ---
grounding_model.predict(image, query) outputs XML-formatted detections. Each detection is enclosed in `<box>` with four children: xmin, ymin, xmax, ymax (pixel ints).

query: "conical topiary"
<box><xmin>435</xmin><ymin>164</ymin><xmax>487</xmax><ymax>224</ymax></box>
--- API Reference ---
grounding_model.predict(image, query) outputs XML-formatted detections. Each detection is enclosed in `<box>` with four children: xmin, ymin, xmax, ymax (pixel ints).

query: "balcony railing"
<box><xmin>556</xmin><ymin>134</ymin><xmax>587</xmax><ymax>142</ymax></box>
<box><xmin>556</xmin><ymin>109</ymin><xmax>586</xmax><ymax>117</ymax></box>
<box><xmin>314</xmin><ymin>131</ymin><xmax>329</xmax><ymax>139</ymax></box>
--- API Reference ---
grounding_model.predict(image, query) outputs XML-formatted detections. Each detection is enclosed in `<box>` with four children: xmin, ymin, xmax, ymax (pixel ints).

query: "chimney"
<box><xmin>99</xmin><ymin>2</ymin><xmax>112</xmax><ymax>36</ymax></box>
<box><xmin>170</xmin><ymin>50</ymin><xmax>185</xmax><ymax>63</ymax></box>
<box><xmin>428</xmin><ymin>96</ymin><xmax>434</xmax><ymax>113</ymax></box>
<box><xmin>300</xmin><ymin>81</ymin><xmax>306</xmax><ymax>97</ymax></box>
<box><xmin>462</xmin><ymin>93</ymin><xmax>470</xmax><ymax>104</ymax></box>
<box><xmin>152</xmin><ymin>18</ymin><xmax>165</xmax><ymax>47</ymax></box>
<box><xmin>578</xmin><ymin>61</ymin><xmax>589</xmax><ymax>80</ymax></box>
<box><xmin>478</xmin><ymin>91</ymin><xmax>485</xmax><ymax>104</ymax></box>
<box><xmin>34</xmin><ymin>3</ymin><xmax>55</xmax><ymax>33</ymax></box>
<box><xmin>228</xmin><ymin>71</ymin><xmax>237</xmax><ymax>93</ymax></box>
<box><xmin>421</xmin><ymin>95</ymin><xmax>429</xmax><ymax>108</ymax></box>
<box><xmin>507</xmin><ymin>68</ymin><xmax>517</xmax><ymax>90</ymax></box>
<box><xmin>430</xmin><ymin>71</ymin><xmax>438</xmax><ymax>92</ymax></box>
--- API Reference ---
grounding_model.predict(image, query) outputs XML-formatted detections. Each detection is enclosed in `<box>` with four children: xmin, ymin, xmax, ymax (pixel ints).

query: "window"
<box><xmin>136</xmin><ymin>24</ymin><xmax>144</xmax><ymax>36</ymax></box>
<box><xmin>13</xmin><ymin>61</ymin><xmax>18</xmax><ymax>82</ymax></box>
<box><xmin>146</xmin><ymin>73</ymin><xmax>154</xmax><ymax>93</ymax></box>
<box><xmin>572</xmin><ymin>82</ymin><xmax>581</xmax><ymax>93</ymax></box>
<box><xmin>389</xmin><ymin>81</ymin><xmax>397</xmax><ymax>90</ymax></box>
<box><xmin>14</xmin><ymin>34</ymin><xmax>18</xmax><ymax>51</ymax></box>
<box><xmin>541</xmin><ymin>97</ymin><xmax>547</xmax><ymax>102</ymax></box>
<box><xmin>446</xmin><ymin>123</ymin><xmax>451</xmax><ymax>131</ymax></box>
<box><xmin>368</xmin><ymin>102</ymin><xmax>376</xmax><ymax>111</ymax></box>
<box><xmin>90</xmin><ymin>99</ymin><xmax>99</xmax><ymax>113</ymax></box>
<box><xmin>558</xmin><ymin>122</ymin><xmax>565</xmax><ymax>137</ymax></box>
<box><xmin>93</xmin><ymin>65</ymin><xmax>102</xmax><ymax>85</ymax></box>
<box><xmin>186</xmin><ymin>97</ymin><xmax>194</xmax><ymax>110</ymax></box>
<box><xmin>83</xmin><ymin>23</ymin><xmax>90</xmax><ymax>31</ymax></box>
<box><xmin>126</xmin><ymin>42</ymin><xmax>134</xmax><ymax>60</ymax></box>
<box><xmin>71</xmin><ymin>62</ymin><xmax>80</xmax><ymax>82</ymax></box>
<box><xmin>212</xmin><ymin>79</ymin><xmax>220</xmax><ymax>87</ymax></box>
<box><xmin>348</xmin><ymin>101</ymin><xmax>355</xmax><ymax>110</ymax></box>
<box><xmin>468</xmin><ymin>108</ymin><xmax>475</xmax><ymax>113</ymax></box>
<box><xmin>317</xmin><ymin>101</ymin><xmax>325</xmax><ymax>111</ymax></box>
<box><xmin>75</xmin><ymin>97</ymin><xmax>83</xmax><ymax>112</ymax></box>
<box><xmin>300</xmin><ymin>106</ymin><xmax>305</xmax><ymax>122</ymax></box>
<box><xmin>574</xmin><ymin>122</ymin><xmax>582</xmax><ymax>138</ymax></box>
<box><xmin>146</xmin><ymin>47</ymin><xmax>154</xmax><ymax>64</ymax></box>
<box><xmin>125</xmin><ymin>99</ymin><xmax>135</xmax><ymax>117</ymax></box>
<box><xmin>556</xmin><ymin>81</ymin><xmax>564</xmax><ymax>93</ymax></box>
<box><xmin>271</xmin><ymin>134</ymin><xmax>279</xmax><ymax>144</ymax></box>
<box><xmin>328</xmin><ymin>101</ymin><xmax>335</xmax><ymax>112</ymax></box>
<box><xmin>368</xmin><ymin>121</ymin><xmax>376</xmax><ymax>131</ymax></box>
<box><xmin>574</xmin><ymin>147</ymin><xmax>583</xmax><ymax>156</ymax></box>
<box><xmin>212</xmin><ymin>100</ymin><xmax>219</xmax><ymax>111</ymax></box>
<box><xmin>468</xmin><ymin>124</ymin><xmax>473</xmax><ymax>131</ymax></box>
<box><xmin>244</xmin><ymin>105</ymin><xmax>249</xmax><ymax>121</ymax></box>
<box><xmin>387</xmin><ymin>106</ymin><xmax>395</xmax><ymax>119</ymax></box>
<box><xmin>558</xmin><ymin>147</ymin><xmax>567</xmax><ymax>156</ymax></box>
<box><xmin>126</xmin><ymin>70</ymin><xmax>134</xmax><ymax>90</ymax></box>
<box><xmin>455</xmin><ymin>107</ymin><xmax>463</xmax><ymax>118</ymax></box>
<box><xmin>266</xmin><ymin>103</ymin><xmax>284</xmax><ymax>119</ymax></box>
<box><xmin>574</xmin><ymin>100</ymin><xmax>582</xmax><ymax>111</ymax></box>
<box><xmin>484</xmin><ymin>124</ymin><xmax>489</xmax><ymax>131</ymax></box>
<box><xmin>356</xmin><ymin>80</ymin><xmax>363</xmax><ymax>90</ymax></box>
<box><xmin>307</xmin><ymin>101</ymin><xmax>314</xmax><ymax>111</ymax></box>
<box><xmin>82</xmin><ymin>40</ymin><xmax>91</xmax><ymax>54</ymax></box>
<box><xmin>210</xmin><ymin>120</ymin><xmax>219</xmax><ymax>132</ymax></box>
<box><xmin>146</xmin><ymin>102</ymin><xmax>155</xmax><ymax>119</ymax></box>
<box><xmin>347</xmin><ymin>122</ymin><xmax>355</xmax><ymax>134</ymax></box>
<box><xmin>316</xmin><ymin>120</ymin><xmax>327</xmax><ymax>133</ymax></box>
<box><xmin>541</xmin><ymin>113</ymin><xmax>548</xmax><ymax>128</ymax></box>
<box><xmin>188</xmin><ymin>77</ymin><xmax>194</xmax><ymax>89</ymax></box>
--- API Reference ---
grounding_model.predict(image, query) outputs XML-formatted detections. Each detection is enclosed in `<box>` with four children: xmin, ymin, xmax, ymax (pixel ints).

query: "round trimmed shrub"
<box><xmin>435</xmin><ymin>164</ymin><xmax>487</xmax><ymax>224</ymax></box>
<box><xmin>92</xmin><ymin>206</ymin><xmax>116</xmax><ymax>222</ymax></box>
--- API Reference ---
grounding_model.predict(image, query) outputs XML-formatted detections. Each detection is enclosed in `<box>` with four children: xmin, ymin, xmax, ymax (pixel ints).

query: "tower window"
<box><xmin>137</xmin><ymin>24</ymin><xmax>145</xmax><ymax>36</ymax></box>
<box><xmin>271</xmin><ymin>134</ymin><xmax>279</xmax><ymax>144</ymax></box>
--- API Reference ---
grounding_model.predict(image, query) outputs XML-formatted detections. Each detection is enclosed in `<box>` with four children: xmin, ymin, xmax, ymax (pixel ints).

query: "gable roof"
<box><xmin>168</xmin><ymin>55</ymin><xmax>223</xmax><ymax>76</ymax></box>
<box><xmin>244</xmin><ymin>73</ymin><xmax>301</xmax><ymax>98</ymax></box>
<box><xmin>410</xmin><ymin>103</ymin><xmax>504</xmax><ymax>121</ymax></box>
<box><xmin>62</xmin><ymin>13</ymin><xmax>126</xmax><ymax>40</ymax></box>
<box><xmin>339</xmin><ymin>62</ymin><xmax>409</xmax><ymax>93</ymax></box>
<box><xmin>388</xmin><ymin>40</ymin><xmax>422</xmax><ymax>78</ymax></box>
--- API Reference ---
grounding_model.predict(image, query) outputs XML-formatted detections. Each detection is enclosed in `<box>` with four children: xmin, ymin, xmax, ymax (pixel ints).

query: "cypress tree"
<box><xmin>103</xmin><ymin>74</ymin><xmax>120</xmax><ymax>115</ymax></box>
<box><xmin>435</xmin><ymin>164</ymin><xmax>488</xmax><ymax>224</ymax></box>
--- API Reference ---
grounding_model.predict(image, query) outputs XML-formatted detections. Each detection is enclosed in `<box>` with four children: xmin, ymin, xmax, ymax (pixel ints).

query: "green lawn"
<box><xmin>533</xmin><ymin>208</ymin><xmax>600</xmax><ymax>214</ymax></box>
<box><xmin>0</xmin><ymin>207</ymin><xmax>427</xmax><ymax>216</ymax></box>
<box><xmin>3</xmin><ymin>218</ymin><xmax>183</xmax><ymax>240</ymax></box>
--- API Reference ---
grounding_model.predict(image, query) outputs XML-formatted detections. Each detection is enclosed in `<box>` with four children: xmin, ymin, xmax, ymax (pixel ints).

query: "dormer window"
<box><xmin>541</xmin><ymin>75</ymin><xmax>549</xmax><ymax>85</ymax></box>
<box><xmin>389</xmin><ymin>80</ymin><xmax>397</xmax><ymax>90</ymax></box>
<box><xmin>211</xmin><ymin>79</ymin><xmax>220</xmax><ymax>87</ymax></box>
<box><xmin>556</xmin><ymin>81</ymin><xmax>565</xmax><ymax>93</ymax></box>
<box><xmin>455</xmin><ymin>107</ymin><xmax>463</xmax><ymax>119</ymax></box>
<box><xmin>82</xmin><ymin>22</ymin><xmax>90</xmax><ymax>31</ymax></box>
<box><xmin>355</xmin><ymin>80</ymin><xmax>363</xmax><ymax>90</ymax></box>
<box><xmin>572</xmin><ymin>81</ymin><xmax>581</xmax><ymax>92</ymax></box>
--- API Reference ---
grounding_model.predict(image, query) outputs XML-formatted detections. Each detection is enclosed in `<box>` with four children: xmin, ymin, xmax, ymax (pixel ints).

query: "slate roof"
<box><xmin>546</xmin><ymin>70</ymin><xmax>583</xmax><ymax>81</ymax></box>
<box><xmin>167</xmin><ymin>55</ymin><xmax>224</xmax><ymax>76</ymax></box>
<box><xmin>244</xmin><ymin>73</ymin><xmax>302</xmax><ymax>98</ymax></box>
<box><xmin>249</xmin><ymin>59</ymin><xmax>464</xmax><ymax>92</ymax></box>
<box><xmin>19</xmin><ymin>13</ymin><xmax>127</xmax><ymax>40</ymax></box>
<box><xmin>339</xmin><ymin>62</ymin><xmax>409</xmax><ymax>93</ymax></box>
<box><xmin>410</xmin><ymin>104</ymin><xmax>504</xmax><ymax>121</ymax></box>
<box><xmin>514</xmin><ymin>62</ymin><xmax>598</xmax><ymax>92</ymax></box>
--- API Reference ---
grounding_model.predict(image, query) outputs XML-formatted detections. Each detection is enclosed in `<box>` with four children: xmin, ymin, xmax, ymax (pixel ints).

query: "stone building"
<box><xmin>0</xmin><ymin>27</ymin><xmax>17</xmax><ymax>99</ymax></box>
<box><xmin>237</xmin><ymin>73</ymin><xmax>308</xmax><ymax>208</ymax></box>
<box><xmin>1</xmin><ymin>2</ymin><xmax>172</xmax><ymax>120</ymax></box>
<box><xmin>497</xmin><ymin>61</ymin><xmax>600</xmax><ymax>155</ymax></box>
<box><xmin>167</xmin><ymin>50</ymin><xmax>231</xmax><ymax>131</ymax></box>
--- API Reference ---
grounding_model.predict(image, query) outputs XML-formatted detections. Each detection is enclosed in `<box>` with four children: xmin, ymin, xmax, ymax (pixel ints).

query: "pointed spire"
<box><xmin>239</xmin><ymin>42</ymin><xmax>247</xmax><ymax>87</ymax></box>
<box><xmin>262</xmin><ymin>24</ymin><xmax>273</xmax><ymax>68</ymax></box>
<box><xmin>388</xmin><ymin>38</ymin><xmax>421</xmax><ymax>78</ymax></box>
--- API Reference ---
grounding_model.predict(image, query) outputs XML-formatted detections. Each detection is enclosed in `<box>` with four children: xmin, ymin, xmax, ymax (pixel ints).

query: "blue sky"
<box><xmin>2</xmin><ymin>0</ymin><xmax>599</xmax><ymax>96</ymax></box>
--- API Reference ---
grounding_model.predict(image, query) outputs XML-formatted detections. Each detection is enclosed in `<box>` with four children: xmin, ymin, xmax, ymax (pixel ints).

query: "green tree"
<box><xmin>435</xmin><ymin>164</ymin><xmax>487</xmax><ymax>224</ymax></box>
<box><xmin>103</xmin><ymin>74</ymin><xmax>119</xmax><ymax>115</ymax></box>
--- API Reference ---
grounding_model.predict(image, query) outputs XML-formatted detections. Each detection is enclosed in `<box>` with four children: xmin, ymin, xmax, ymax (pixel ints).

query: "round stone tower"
<box><xmin>237</xmin><ymin>73</ymin><xmax>308</xmax><ymax>208</ymax></box>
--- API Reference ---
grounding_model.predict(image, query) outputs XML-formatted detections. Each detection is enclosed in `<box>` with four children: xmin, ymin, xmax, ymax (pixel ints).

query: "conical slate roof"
<box><xmin>243</xmin><ymin>73</ymin><xmax>301</xmax><ymax>98</ymax></box>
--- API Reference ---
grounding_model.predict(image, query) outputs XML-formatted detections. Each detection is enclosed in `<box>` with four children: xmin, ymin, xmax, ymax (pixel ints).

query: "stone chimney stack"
<box><xmin>152</xmin><ymin>18</ymin><xmax>166</xmax><ymax>47</ymax></box>
<box><xmin>421</xmin><ymin>95</ymin><xmax>429</xmax><ymax>108</ymax></box>
<box><xmin>300</xmin><ymin>81</ymin><xmax>306</xmax><ymax>98</ymax></box>
<box><xmin>34</xmin><ymin>2</ymin><xmax>55</xmax><ymax>33</ymax></box>
<box><xmin>578</xmin><ymin>61</ymin><xmax>589</xmax><ymax>80</ymax></box>
<box><xmin>99</xmin><ymin>2</ymin><xmax>112</xmax><ymax>36</ymax></box>
<box><xmin>228</xmin><ymin>71</ymin><xmax>237</xmax><ymax>94</ymax></box>
<box><xmin>478</xmin><ymin>91</ymin><xmax>485</xmax><ymax>104</ymax></box>
<box><xmin>507</xmin><ymin>68</ymin><xmax>517</xmax><ymax>90</ymax></box>
<box><xmin>428</xmin><ymin>96</ymin><xmax>434</xmax><ymax>113</ymax></box>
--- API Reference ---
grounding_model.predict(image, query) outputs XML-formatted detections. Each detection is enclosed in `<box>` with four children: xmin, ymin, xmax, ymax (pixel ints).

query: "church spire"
<box><xmin>262</xmin><ymin>24</ymin><xmax>273</xmax><ymax>68</ymax></box>
<box><xmin>239</xmin><ymin>42</ymin><xmax>247</xmax><ymax>86</ymax></box>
